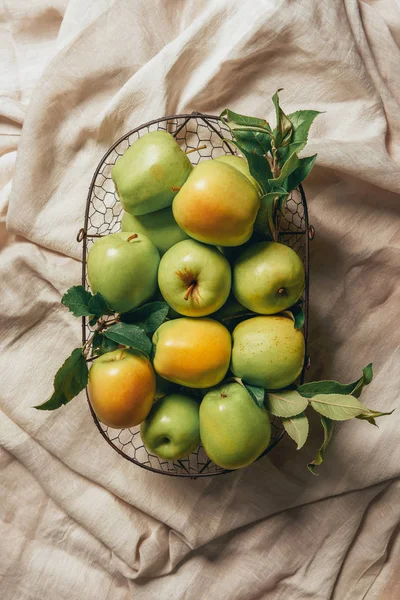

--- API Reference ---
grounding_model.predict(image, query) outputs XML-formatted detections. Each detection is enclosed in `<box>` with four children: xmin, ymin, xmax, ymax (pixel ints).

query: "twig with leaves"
<box><xmin>35</xmin><ymin>286</ymin><xmax>169</xmax><ymax>411</ymax></box>
<box><xmin>220</xmin><ymin>89</ymin><xmax>320</xmax><ymax>241</ymax></box>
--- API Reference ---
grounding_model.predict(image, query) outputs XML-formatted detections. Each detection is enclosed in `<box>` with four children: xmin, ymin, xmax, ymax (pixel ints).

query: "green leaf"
<box><xmin>297</xmin><ymin>364</ymin><xmax>373</xmax><ymax>398</ymax></box>
<box><xmin>284</xmin><ymin>155</ymin><xmax>317</xmax><ymax>192</ymax></box>
<box><xmin>88</xmin><ymin>293</ymin><xmax>113</xmax><ymax>319</ymax></box>
<box><xmin>62</xmin><ymin>286</ymin><xmax>92</xmax><ymax>318</ymax></box>
<box><xmin>287</xmin><ymin>303</ymin><xmax>304</xmax><ymax>329</ymax></box>
<box><xmin>310</xmin><ymin>394</ymin><xmax>367</xmax><ymax>421</ymax></box>
<box><xmin>92</xmin><ymin>331</ymin><xmax>118</xmax><ymax>356</ymax></box>
<box><xmin>221</xmin><ymin>108</ymin><xmax>272</xmax><ymax>159</ymax></box>
<box><xmin>104</xmin><ymin>323</ymin><xmax>152</xmax><ymax>356</ymax></box>
<box><xmin>244</xmin><ymin>384</ymin><xmax>265</xmax><ymax>408</ymax></box>
<box><xmin>255</xmin><ymin>192</ymin><xmax>288</xmax><ymax>237</ymax></box>
<box><xmin>232</xmin><ymin>129</ymin><xmax>272</xmax><ymax>157</ymax></box>
<box><xmin>282</xmin><ymin>412</ymin><xmax>309</xmax><ymax>449</ymax></box>
<box><xmin>221</xmin><ymin>108</ymin><xmax>272</xmax><ymax>131</ymax></box>
<box><xmin>268</xmin><ymin>152</ymin><xmax>300</xmax><ymax>187</ymax></box>
<box><xmin>231</xmin><ymin>145</ymin><xmax>273</xmax><ymax>195</ymax></box>
<box><xmin>279</xmin><ymin>110</ymin><xmax>320</xmax><ymax>162</ymax></box>
<box><xmin>307</xmin><ymin>416</ymin><xmax>333</xmax><ymax>474</ymax></box>
<box><xmin>120</xmin><ymin>301</ymin><xmax>169</xmax><ymax>334</ymax></box>
<box><xmin>34</xmin><ymin>348</ymin><xmax>88</xmax><ymax>410</ymax></box>
<box><xmin>352</xmin><ymin>363</ymin><xmax>373</xmax><ymax>398</ymax></box>
<box><xmin>272</xmin><ymin>89</ymin><xmax>293</xmax><ymax>147</ymax></box>
<box><xmin>356</xmin><ymin>408</ymin><xmax>394</xmax><ymax>426</ymax></box>
<box><xmin>61</xmin><ymin>286</ymin><xmax>114</xmax><ymax>324</ymax></box>
<box><xmin>265</xmin><ymin>390</ymin><xmax>308</xmax><ymax>417</ymax></box>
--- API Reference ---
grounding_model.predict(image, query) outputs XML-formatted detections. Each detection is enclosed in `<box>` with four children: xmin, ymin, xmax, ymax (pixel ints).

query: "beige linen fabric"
<box><xmin>1</xmin><ymin>1</ymin><xmax>400</xmax><ymax>598</ymax></box>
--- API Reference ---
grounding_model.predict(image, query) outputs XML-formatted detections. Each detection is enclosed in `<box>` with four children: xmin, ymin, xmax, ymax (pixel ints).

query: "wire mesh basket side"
<box><xmin>80</xmin><ymin>113</ymin><xmax>310</xmax><ymax>478</ymax></box>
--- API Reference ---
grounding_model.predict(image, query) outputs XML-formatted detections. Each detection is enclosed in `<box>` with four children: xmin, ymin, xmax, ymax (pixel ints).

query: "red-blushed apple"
<box><xmin>172</xmin><ymin>160</ymin><xmax>260</xmax><ymax>247</ymax></box>
<box><xmin>152</xmin><ymin>318</ymin><xmax>231</xmax><ymax>388</ymax></box>
<box><xmin>214</xmin><ymin>155</ymin><xmax>259</xmax><ymax>190</ymax></box>
<box><xmin>88</xmin><ymin>348</ymin><xmax>156</xmax><ymax>428</ymax></box>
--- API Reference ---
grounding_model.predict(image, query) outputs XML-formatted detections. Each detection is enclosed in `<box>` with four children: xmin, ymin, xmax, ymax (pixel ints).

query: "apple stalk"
<box><xmin>83</xmin><ymin>317</ymin><xmax>120</xmax><ymax>360</ymax></box>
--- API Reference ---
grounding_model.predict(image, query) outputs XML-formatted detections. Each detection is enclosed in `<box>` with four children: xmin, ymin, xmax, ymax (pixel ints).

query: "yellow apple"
<box><xmin>88</xmin><ymin>349</ymin><xmax>156</xmax><ymax>428</ymax></box>
<box><xmin>172</xmin><ymin>160</ymin><xmax>260</xmax><ymax>246</ymax></box>
<box><xmin>152</xmin><ymin>318</ymin><xmax>231</xmax><ymax>388</ymax></box>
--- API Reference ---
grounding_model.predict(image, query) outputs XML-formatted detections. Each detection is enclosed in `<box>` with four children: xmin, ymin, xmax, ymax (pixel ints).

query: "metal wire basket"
<box><xmin>78</xmin><ymin>112</ymin><xmax>312</xmax><ymax>478</ymax></box>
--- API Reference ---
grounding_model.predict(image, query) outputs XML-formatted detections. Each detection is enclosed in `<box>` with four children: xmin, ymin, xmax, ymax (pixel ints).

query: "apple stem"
<box><xmin>127</xmin><ymin>233</ymin><xmax>138</xmax><ymax>242</ymax></box>
<box><xmin>184</xmin><ymin>282</ymin><xmax>196</xmax><ymax>301</ymax></box>
<box><xmin>185</xmin><ymin>145</ymin><xmax>207</xmax><ymax>155</ymax></box>
<box><xmin>171</xmin><ymin>187</ymin><xmax>181</xmax><ymax>192</ymax></box>
<box><xmin>97</xmin><ymin>318</ymin><xmax>119</xmax><ymax>334</ymax></box>
<box><xmin>83</xmin><ymin>335</ymin><xmax>94</xmax><ymax>358</ymax></box>
<box><xmin>86</xmin><ymin>355</ymin><xmax>98</xmax><ymax>363</ymax></box>
<box><xmin>82</xmin><ymin>317</ymin><xmax>121</xmax><ymax>360</ymax></box>
<box><xmin>278</xmin><ymin>288</ymin><xmax>285</xmax><ymax>295</ymax></box>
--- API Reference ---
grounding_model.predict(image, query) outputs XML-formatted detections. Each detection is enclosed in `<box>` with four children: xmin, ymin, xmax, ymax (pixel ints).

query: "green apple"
<box><xmin>121</xmin><ymin>207</ymin><xmax>189</xmax><ymax>255</ymax></box>
<box><xmin>158</xmin><ymin>239</ymin><xmax>231</xmax><ymax>317</ymax></box>
<box><xmin>200</xmin><ymin>382</ymin><xmax>271</xmax><ymax>470</ymax></box>
<box><xmin>87</xmin><ymin>232</ymin><xmax>160</xmax><ymax>313</ymax></box>
<box><xmin>214</xmin><ymin>155</ymin><xmax>259</xmax><ymax>190</ymax></box>
<box><xmin>231</xmin><ymin>315</ymin><xmax>305</xmax><ymax>389</ymax></box>
<box><xmin>233</xmin><ymin>242</ymin><xmax>305</xmax><ymax>314</ymax></box>
<box><xmin>112</xmin><ymin>131</ymin><xmax>193</xmax><ymax>216</ymax></box>
<box><xmin>173</xmin><ymin>160</ymin><xmax>260</xmax><ymax>246</ymax></box>
<box><xmin>141</xmin><ymin>393</ymin><xmax>200</xmax><ymax>460</ymax></box>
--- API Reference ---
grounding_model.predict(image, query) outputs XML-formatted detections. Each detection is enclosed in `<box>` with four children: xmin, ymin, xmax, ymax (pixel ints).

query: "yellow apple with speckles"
<box><xmin>231</xmin><ymin>315</ymin><xmax>305</xmax><ymax>389</ymax></box>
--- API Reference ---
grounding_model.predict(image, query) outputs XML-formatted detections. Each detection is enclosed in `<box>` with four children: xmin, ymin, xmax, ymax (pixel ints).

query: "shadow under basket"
<box><xmin>77</xmin><ymin>112</ymin><xmax>314</xmax><ymax>478</ymax></box>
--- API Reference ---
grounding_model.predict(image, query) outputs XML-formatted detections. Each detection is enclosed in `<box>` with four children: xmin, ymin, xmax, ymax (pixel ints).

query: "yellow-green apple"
<box><xmin>88</xmin><ymin>349</ymin><xmax>155</xmax><ymax>428</ymax></box>
<box><xmin>233</xmin><ymin>242</ymin><xmax>305</xmax><ymax>314</ymax></box>
<box><xmin>140</xmin><ymin>393</ymin><xmax>200</xmax><ymax>460</ymax></box>
<box><xmin>121</xmin><ymin>206</ymin><xmax>189</xmax><ymax>255</ymax></box>
<box><xmin>214</xmin><ymin>154</ymin><xmax>259</xmax><ymax>190</ymax></box>
<box><xmin>87</xmin><ymin>232</ymin><xmax>160</xmax><ymax>314</ymax></box>
<box><xmin>231</xmin><ymin>315</ymin><xmax>305</xmax><ymax>389</ymax></box>
<box><xmin>200</xmin><ymin>382</ymin><xmax>271</xmax><ymax>469</ymax></box>
<box><xmin>152</xmin><ymin>318</ymin><xmax>231</xmax><ymax>388</ymax></box>
<box><xmin>158</xmin><ymin>239</ymin><xmax>231</xmax><ymax>317</ymax></box>
<box><xmin>112</xmin><ymin>131</ymin><xmax>192</xmax><ymax>215</ymax></box>
<box><xmin>172</xmin><ymin>160</ymin><xmax>260</xmax><ymax>246</ymax></box>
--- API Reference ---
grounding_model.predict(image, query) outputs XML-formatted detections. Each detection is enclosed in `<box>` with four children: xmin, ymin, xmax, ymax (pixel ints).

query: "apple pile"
<box><xmin>37</xmin><ymin>94</ymin><xmax>392</xmax><ymax>474</ymax></box>
<box><xmin>81</xmin><ymin>126</ymin><xmax>309</xmax><ymax>471</ymax></box>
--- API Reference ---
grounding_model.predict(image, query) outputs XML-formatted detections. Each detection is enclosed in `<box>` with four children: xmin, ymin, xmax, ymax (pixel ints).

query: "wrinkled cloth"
<box><xmin>1</xmin><ymin>1</ymin><xmax>400</xmax><ymax>599</ymax></box>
